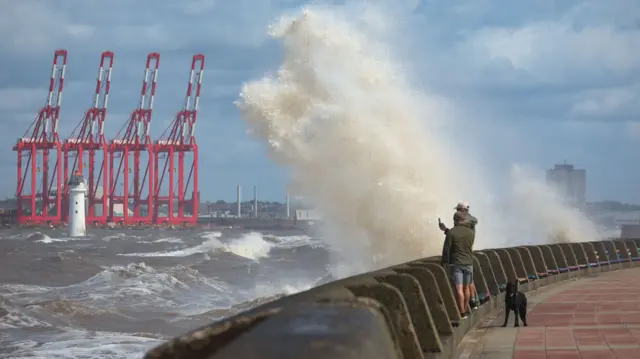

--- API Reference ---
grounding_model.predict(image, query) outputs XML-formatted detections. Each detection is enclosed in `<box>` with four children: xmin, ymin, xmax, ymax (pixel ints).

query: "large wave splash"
<box><xmin>237</xmin><ymin>7</ymin><xmax>462</xmax><ymax>273</ymax></box>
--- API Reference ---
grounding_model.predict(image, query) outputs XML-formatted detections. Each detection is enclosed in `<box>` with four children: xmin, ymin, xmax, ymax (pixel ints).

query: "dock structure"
<box><xmin>11</xmin><ymin>50</ymin><xmax>205</xmax><ymax>226</ymax></box>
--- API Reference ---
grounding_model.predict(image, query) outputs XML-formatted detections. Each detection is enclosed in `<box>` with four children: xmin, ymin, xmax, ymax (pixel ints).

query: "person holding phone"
<box><xmin>440</xmin><ymin>211</ymin><xmax>475</xmax><ymax>318</ymax></box>
<box><xmin>439</xmin><ymin>202</ymin><xmax>479</xmax><ymax>310</ymax></box>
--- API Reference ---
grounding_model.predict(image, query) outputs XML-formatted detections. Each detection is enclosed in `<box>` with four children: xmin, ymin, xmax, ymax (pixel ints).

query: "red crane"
<box><xmin>63</xmin><ymin>51</ymin><xmax>113</xmax><ymax>225</ymax></box>
<box><xmin>109</xmin><ymin>53</ymin><xmax>159</xmax><ymax>225</ymax></box>
<box><xmin>154</xmin><ymin>54</ymin><xmax>204</xmax><ymax>226</ymax></box>
<box><xmin>13</xmin><ymin>49</ymin><xmax>67</xmax><ymax>225</ymax></box>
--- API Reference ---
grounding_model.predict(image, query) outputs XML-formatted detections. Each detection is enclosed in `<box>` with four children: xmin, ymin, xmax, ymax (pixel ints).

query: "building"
<box><xmin>546</xmin><ymin>163</ymin><xmax>586</xmax><ymax>208</ymax></box>
<box><xmin>295</xmin><ymin>209</ymin><xmax>322</xmax><ymax>221</ymax></box>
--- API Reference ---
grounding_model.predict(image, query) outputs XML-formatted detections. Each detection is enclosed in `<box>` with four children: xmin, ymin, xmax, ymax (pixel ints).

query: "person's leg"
<box><xmin>469</xmin><ymin>267</ymin><xmax>479</xmax><ymax>309</ymax></box>
<box><xmin>469</xmin><ymin>282</ymin><xmax>479</xmax><ymax>309</ymax></box>
<box><xmin>462</xmin><ymin>265</ymin><xmax>473</xmax><ymax>313</ymax></box>
<box><xmin>450</xmin><ymin>266</ymin><xmax>466</xmax><ymax>316</ymax></box>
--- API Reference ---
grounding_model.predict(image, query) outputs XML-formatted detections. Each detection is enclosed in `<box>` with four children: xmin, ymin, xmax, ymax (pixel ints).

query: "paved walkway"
<box><xmin>457</xmin><ymin>267</ymin><xmax>640</xmax><ymax>359</ymax></box>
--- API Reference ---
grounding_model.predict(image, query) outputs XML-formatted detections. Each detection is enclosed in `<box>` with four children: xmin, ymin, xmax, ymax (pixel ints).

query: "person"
<box><xmin>441</xmin><ymin>211</ymin><xmax>475</xmax><ymax>318</ymax></box>
<box><xmin>439</xmin><ymin>202</ymin><xmax>478</xmax><ymax>233</ymax></box>
<box><xmin>439</xmin><ymin>202</ymin><xmax>480</xmax><ymax>310</ymax></box>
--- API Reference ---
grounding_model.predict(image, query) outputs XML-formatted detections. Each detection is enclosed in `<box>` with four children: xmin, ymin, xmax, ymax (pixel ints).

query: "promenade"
<box><xmin>460</xmin><ymin>268</ymin><xmax>640</xmax><ymax>359</ymax></box>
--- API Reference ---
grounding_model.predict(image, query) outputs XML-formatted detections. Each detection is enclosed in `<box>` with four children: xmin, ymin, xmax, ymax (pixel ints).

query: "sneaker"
<box><xmin>471</xmin><ymin>302</ymin><xmax>479</xmax><ymax>310</ymax></box>
<box><xmin>461</xmin><ymin>312</ymin><xmax>469</xmax><ymax>319</ymax></box>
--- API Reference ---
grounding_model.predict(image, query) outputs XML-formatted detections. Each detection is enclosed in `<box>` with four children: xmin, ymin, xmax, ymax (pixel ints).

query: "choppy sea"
<box><xmin>0</xmin><ymin>228</ymin><xmax>331</xmax><ymax>358</ymax></box>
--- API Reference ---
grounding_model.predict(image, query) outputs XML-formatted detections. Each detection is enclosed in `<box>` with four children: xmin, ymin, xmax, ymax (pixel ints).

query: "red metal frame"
<box><xmin>63</xmin><ymin>51</ymin><xmax>113</xmax><ymax>225</ymax></box>
<box><xmin>13</xmin><ymin>49</ymin><xmax>67</xmax><ymax>225</ymax></box>
<box><xmin>109</xmin><ymin>53</ymin><xmax>159</xmax><ymax>225</ymax></box>
<box><xmin>153</xmin><ymin>54</ymin><xmax>204</xmax><ymax>226</ymax></box>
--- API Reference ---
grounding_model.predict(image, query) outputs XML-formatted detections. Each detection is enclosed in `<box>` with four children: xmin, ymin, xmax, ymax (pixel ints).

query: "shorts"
<box><xmin>449</xmin><ymin>264</ymin><xmax>473</xmax><ymax>286</ymax></box>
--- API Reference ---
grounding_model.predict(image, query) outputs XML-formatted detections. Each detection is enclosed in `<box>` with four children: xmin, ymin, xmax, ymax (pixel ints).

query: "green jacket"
<box><xmin>441</xmin><ymin>224</ymin><xmax>475</xmax><ymax>266</ymax></box>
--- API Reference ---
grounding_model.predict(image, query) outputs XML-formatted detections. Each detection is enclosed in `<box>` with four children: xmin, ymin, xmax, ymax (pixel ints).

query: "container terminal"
<box><xmin>6</xmin><ymin>49</ymin><xmax>318</xmax><ymax>231</ymax></box>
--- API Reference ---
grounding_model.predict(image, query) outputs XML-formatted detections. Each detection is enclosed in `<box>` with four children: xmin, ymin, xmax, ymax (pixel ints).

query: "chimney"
<box><xmin>285</xmin><ymin>193</ymin><xmax>290</xmax><ymax>219</ymax></box>
<box><xmin>236</xmin><ymin>185</ymin><xmax>242</xmax><ymax>217</ymax></box>
<box><xmin>253</xmin><ymin>186</ymin><xmax>258</xmax><ymax>218</ymax></box>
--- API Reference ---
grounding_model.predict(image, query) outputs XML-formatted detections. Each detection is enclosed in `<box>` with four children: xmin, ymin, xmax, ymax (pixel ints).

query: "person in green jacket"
<box><xmin>441</xmin><ymin>211</ymin><xmax>475</xmax><ymax>318</ymax></box>
<box><xmin>439</xmin><ymin>202</ymin><xmax>479</xmax><ymax>310</ymax></box>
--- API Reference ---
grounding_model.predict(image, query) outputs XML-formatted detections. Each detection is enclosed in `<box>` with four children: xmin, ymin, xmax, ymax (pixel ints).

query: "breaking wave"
<box><xmin>237</xmin><ymin>5</ymin><xmax>462</xmax><ymax>274</ymax></box>
<box><xmin>119</xmin><ymin>232</ymin><xmax>322</xmax><ymax>260</ymax></box>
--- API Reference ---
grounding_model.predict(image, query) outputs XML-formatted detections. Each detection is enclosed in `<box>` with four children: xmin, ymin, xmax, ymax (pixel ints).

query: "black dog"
<box><xmin>501</xmin><ymin>281</ymin><xmax>528</xmax><ymax>327</ymax></box>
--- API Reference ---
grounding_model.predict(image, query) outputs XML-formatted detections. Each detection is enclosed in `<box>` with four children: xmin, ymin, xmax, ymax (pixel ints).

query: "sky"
<box><xmin>1</xmin><ymin>0</ymin><xmax>639</xmax><ymax>202</ymax></box>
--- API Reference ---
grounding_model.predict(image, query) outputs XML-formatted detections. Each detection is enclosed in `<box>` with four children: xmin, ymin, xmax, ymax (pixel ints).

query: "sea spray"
<box><xmin>508</xmin><ymin>164</ymin><xmax>599</xmax><ymax>244</ymax></box>
<box><xmin>237</xmin><ymin>6</ymin><xmax>463</xmax><ymax>273</ymax></box>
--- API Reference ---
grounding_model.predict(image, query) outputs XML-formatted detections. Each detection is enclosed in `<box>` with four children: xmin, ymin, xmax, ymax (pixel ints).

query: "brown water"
<box><xmin>0</xmin><ymin>228</ymin><xmax>330</xmax><ymax>358</ymax></box>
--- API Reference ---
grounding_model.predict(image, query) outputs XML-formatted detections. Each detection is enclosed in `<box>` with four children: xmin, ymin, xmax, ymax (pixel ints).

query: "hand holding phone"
<box><xmin>438</xmin><ymin>217</ymin><xmax>447</xmax><ymax>232</ymax></box>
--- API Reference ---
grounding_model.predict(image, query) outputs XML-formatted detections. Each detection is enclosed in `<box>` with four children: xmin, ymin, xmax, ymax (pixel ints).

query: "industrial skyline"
<box><xmin>12</xmin><ymin>50</ymin><xmax>203</xmax><ymax>226</ymax></box>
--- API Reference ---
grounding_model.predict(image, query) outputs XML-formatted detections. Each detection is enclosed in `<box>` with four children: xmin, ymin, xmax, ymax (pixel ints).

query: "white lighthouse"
<box><xmin>67</xmin><ymin>171</ymin><xmax>88</xmax><ymax>237</ymax></box>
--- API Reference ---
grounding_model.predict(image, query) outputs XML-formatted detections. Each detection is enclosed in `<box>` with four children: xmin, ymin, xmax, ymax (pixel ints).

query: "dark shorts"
<box><xmin>449</xmin><ymin>264</ymin><xmax>473</xmax><ymax>286</ymax></box>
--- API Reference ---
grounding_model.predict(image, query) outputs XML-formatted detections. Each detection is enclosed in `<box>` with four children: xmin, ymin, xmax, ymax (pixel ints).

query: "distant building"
<box><xmin>295</xmin><ymin>209</ymin><xmax>322</xmax><ymax>221</ymax></box>
<box><xmin>546</xmin><ymin>163</ymin><xmax>586</xmax><ymax>208</ymax></box>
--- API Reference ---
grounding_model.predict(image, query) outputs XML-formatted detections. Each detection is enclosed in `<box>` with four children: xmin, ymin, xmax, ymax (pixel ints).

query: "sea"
<box><xmin>0</xmin><ymin>228</ymin><xmax>331</xmax><ymax>358</ymax></box>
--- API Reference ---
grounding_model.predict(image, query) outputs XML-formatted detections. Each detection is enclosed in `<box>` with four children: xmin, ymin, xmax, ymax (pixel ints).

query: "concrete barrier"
<box><xmin>473</xmin><ymin>252</ymin><xmax>499</xmax><ymax>296</ymax></box>
<box><xmin>625</xmin><ymin>239</ymin><xmax>640</xmax><ymax>260</ymax></box>
<box><xmin>143</xmin><ymin>239</ymin><xmax>640</xmax><ymax>359</ymax></box>
<box><xmin>481</xmin><ymin>250</ymin><xmax>507</xmax><ymax>291</ymax></box>
<box><xmin>523</xmin><ymin>246</ymin><xmax>547</xmax><ymax>278</ymax></box>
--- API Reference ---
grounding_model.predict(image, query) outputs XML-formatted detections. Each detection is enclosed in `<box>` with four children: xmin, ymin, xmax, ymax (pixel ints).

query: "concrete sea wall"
<box><xmin>143</xmin><ymin>239</ymin><xmax>640</xmax><ymax>359</ymax></box>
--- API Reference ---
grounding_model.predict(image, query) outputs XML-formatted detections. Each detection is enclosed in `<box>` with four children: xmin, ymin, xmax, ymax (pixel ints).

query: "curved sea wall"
<box><xmin>143</xmin><ymin>239</ymin><xmax>640</xmax><ymax>359</ymax></box>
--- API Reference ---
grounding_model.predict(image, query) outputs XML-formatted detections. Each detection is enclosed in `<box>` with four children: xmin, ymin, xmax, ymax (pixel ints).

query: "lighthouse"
<box><xmin>67</xmin><ymin>171</ymin><xmax>88</xmax><ymax>237</ymax></box>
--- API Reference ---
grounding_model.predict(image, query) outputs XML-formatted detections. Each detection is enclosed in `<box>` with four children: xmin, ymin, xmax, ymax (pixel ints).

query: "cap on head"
<box><xmin>454</xmin><ymin>201</ymin><xmax>470</xmax><ymax>210</ymax></box>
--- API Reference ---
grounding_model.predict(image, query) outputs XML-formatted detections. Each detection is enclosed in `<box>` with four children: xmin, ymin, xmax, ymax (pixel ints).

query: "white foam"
<box><xmin>154</xmin><ymin>237</ymin><xmax>184</xmax><ymax>244</ymax></box>
<box><xmin>34</xmin><ymin>234</ymin><xmax>91</xmax><ymax>243</ymax></box>
<box><xmin>223</xmin><ymin>232</ymin><xmax>273</xmax><ymax>260</ymax></box>
<box><xmin>264</xmin><ymin>234</ymin><xmax>324</xmax><ymax>249</ymax></box>
<box><xmin>508</xmin><ymin>164</ymin><xmax>600</xmax><ymax>244</ymax></box>
<box><xmin>119</xmin><ymin>232</ymin><xmax>289</xmax><ymax>260</ymax></box>
<box><xmin>35</xmin><ymin>235</ymin><xmax>65</xmax><ymax>243</ymax></box>
<box><xmin>201</xmin><ymin>231</ymin><xmax>223</xmax><ymax>239</ymax></box>
<box><xmin>120</xmin><ymin>237</ymin><xmax>224</xmax><ymax>258</ymax></box>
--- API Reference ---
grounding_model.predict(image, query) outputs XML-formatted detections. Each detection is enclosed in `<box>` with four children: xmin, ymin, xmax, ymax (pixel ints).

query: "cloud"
<box><xmin>0</xmin><ymin>88</ymin><xmax>47</xmax><ymax>112</ymax></box>
<box><xmin>570</xmin><ymin>83</ymin><xmax>640</xmax><ymax>120</ymax></box>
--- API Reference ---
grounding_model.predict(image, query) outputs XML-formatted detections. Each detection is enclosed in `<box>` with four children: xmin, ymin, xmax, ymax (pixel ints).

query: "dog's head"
<box><xmin>506</xmin><ymin>281</ymin><xmax>518</xmax><ymax>295</ymax></box>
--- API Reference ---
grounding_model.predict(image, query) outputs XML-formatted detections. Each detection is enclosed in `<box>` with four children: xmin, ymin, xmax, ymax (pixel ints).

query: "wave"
<box><xmin>1</xmin><ymin>263</ymin><xmax>327</xmax><ymax>329</ymax></box>
<box><xmin>4</xmin><ymin>330</ymin><xmax>163</xmax><ymax>359</ymax></box>
<box><xmin>0</xmin><ymin>263</ymin><xmax>233</xmax><ymax>320</ymax></box>
<box><xmin>135</xmin><ymin>236</ymin><xmax>185</xmax><ymax>244</ymax></box>
<box><xmin>119</xmin><ymin>232</ymin><xmax>322</xmax><ymax>260</ymax></box>
<box><xmin>0</xmin><ymin>296</ymin><xmax>53</xmax><ymax>329</ymax></box>
<box><xmin>24</xmin><ymin>232</ymin><xmax>65</xmax><ymax>244</ymax></box>
<box><xmin>237</xmin><ymin>5</ymin><xmax>463</xmax><ymax>273</ymax></box>
<box><xmin>262</xmin><ymin>234</ymin><xmax>324</xmax><ymax>249</ymax></box>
